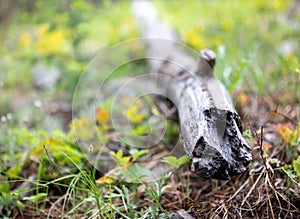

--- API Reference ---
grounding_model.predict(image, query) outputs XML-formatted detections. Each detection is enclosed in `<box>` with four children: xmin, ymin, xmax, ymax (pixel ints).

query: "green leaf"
<box><xmin>229</xmin><ymin>58</ymin><xmax>248</xmax><ymax>94</ymax></box>
<box><xmin>129</xmin><ymin>149</ymin><xmax>149</xmax><ymax>159</ymax></box>
<box><xmin>23</xmin><ymin>193</ymin><xmax>47</xmax><ymax>202</ymax></box>
<box><xmin>162</xmin><ymin>155</ymin><xmax>190</xmax><ymax>170</ymax></box>
<box><xmin>0</xmin><ymin>181</ymin><xmax>10</xmax><ymax>193</ymax></box>
<box><xmin>177</xmin><ymin>155</ymin><xmax>190</xmax><ymax>166</ymax></box>
<box><xmin>132</xmin><ymin>125</ymin><xmax>150</xmax><ymax>136</ymax></box>
<box><xmin>161</xmin><ymin>156</ymin><xmax>178</xmax><ymax>169</ymax></box>
<box><xmin>125</xmin><ymin>164</ymin><xmax>153</xmax><ymax>181</ymax></box>
<box><xmin>17</xmin><ymin>200</ymin><xmax>25</xmax><ymax>212</ymax></box>
<box><xmin>6</xmin><ymin>165</ymin><xmax>22</xmax><ymax>178</ymax></box>
<box><xmin>11</xmin><ymin>188</ymin><xmax>27</xmax><ymax>199</ymax></box>
<box><xmin>292</xmin><ymin>156</ymin><xmax>300</xmax><ymax>178</ymax></box>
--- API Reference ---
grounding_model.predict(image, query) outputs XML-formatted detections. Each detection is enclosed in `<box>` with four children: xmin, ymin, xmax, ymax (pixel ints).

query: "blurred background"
<box><xmin>0</xmin><ymin>0</ymin><xmax>299</xmax><ymax>131</ymax></box>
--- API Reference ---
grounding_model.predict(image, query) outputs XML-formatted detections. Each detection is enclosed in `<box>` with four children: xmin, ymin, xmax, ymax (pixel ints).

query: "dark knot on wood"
<box><xmin>196</xmin><ymin>49</ymin><xmax>216</xmax><ymax>78</ymax></box>
<box><xmin>200</xmin><ymin>49</ymin><xmax>216</xmax><ymax>68</ymax></box>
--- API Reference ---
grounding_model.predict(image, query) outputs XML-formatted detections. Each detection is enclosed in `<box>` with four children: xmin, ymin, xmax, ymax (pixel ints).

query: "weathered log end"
<box><xmin>190</xmin><ymin>50</ymin><xmax>252</xmax><ymax>180</ymax></box>
<box><xmin>191</xmin><ymin>108</ymin><xmax>252</xmax><ymax>180</ymax></box>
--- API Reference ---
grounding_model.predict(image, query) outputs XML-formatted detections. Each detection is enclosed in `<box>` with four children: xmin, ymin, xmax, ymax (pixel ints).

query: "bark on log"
<box><xmin>132</xmin><ymin>1</ymin><xmax>252</xmax><ymax>179</ymax></box>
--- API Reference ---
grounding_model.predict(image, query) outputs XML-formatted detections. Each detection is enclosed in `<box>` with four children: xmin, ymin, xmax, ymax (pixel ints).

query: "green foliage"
<box><xmin>0</xmin><ymin>126</ymin><xmax>85</xmax><ymax>180</ymax></box>
<box><xmin>23</xmin><ymin>193</ymin><xmax>47</xmax><ymax>203</ymax></box>
<box><xmin>0</xmin><ymin>192</ymin><xmax>18</xmax><ymax>217</ymax></box>
<box><xmin>129</xmin><ymin>149</ymin><xmax>149</xmax><ymax>160</ymax></box>
<box><xmin>110</xmin><ymin>150</ymin><xmax>131</xmax><ymax>170</ymax></box>
<box><xmin>6</xmin><ymin>166</ymin><xmax>22</xmax><ymax>179</ymax></box>
<box><xmin>112</xmin><ymin>185</ymin><xmax>137</xmax><ymax>218</ymax></box>
<box><xmin>109</xmin><ymin>149</ymin><xmax>152</xmax><ymax>183</ymax></box>
<box><xmin>161</xmin><ymin>155</ymin><xmax>190</xmax><ymax>170</ymax></box>
<box><xmin>292</xmin><ymin>156</ymin><xmax>300</xmax><ymax>179</ymax></box>
<box><xmin>0</xmin><ymin>180</ymin><xmax>25</xmax><ymax>217</ymax></box>
<box><xmin>154</xmin><ymin>0</ymin><xmax>299</xmax><ymax>97</ymax></box>
<box><xmin>145</xmin><ymin>173</ymin><xmax>171</xmax><ymax>217</ymax></box>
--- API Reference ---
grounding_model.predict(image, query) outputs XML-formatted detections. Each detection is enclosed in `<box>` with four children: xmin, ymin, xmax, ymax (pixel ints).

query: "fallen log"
<box><xmin>132</xmin><ymin>1</ymin><xmax>252</xmax><ymax>179</ymax></box>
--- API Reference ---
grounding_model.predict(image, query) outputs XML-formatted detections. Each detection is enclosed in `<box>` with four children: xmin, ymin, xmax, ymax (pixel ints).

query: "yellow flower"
<box><xmin>36</xmin><ymin>31</ymin><xmax>65</xmax><ymax>54</ymax></box>
<box><xmin>37</xmin><ymin>24</ymin><xmax>50</xmax><ymax>37</ymax></box>
<box><xmin>185</xmin><ymin>30</ymin><xmax>206</xmax><ymax>49</ymax></box>
<box><xmin>19</xmin><ymin>33</ymin><xmax>31</xmax><ymax>47</ymax></box>
<box><xmin>35</xmin><ymin>24</ymin><xmax>69</xmax><ymax>55</ymax></box>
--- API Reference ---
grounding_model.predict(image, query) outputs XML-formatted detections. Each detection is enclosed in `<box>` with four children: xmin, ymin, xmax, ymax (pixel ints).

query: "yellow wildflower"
<box><xmin>185</xmin><ymin>30</ymin><xmax>206</xmax><ymax>49</ymax></box>
<box><xmin>36</xmin><ymin>30</ymin><xmax>66</xmax><ymax>54</ymax></box>
<box><xmin>19</xmin><ymin>33</ymin><xmax>31</xmax><ymax>47</ymax></box>
<box><xmin>37</xmin><ymin>24</ymin><xmax>50</xmax><ymax>37</ymax></box>
<box><xmin>35</xmin><ymin>24</ymin><xmax>69</xmax><ymax>55</ymax></box>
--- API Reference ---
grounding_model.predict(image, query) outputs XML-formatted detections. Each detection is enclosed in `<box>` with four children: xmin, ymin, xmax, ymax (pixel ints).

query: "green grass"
<box><xmin>154</xmin><ymin>0</ymin><xmax>299</xmax><ymax>98</ymax></box>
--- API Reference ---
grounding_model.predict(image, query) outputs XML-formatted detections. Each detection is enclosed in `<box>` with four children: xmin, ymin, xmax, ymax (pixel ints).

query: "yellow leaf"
<box><xmin>31</xmin><ymin>144</ymin><xmax>45</xmax><ymax>159</ymax></box>
<box><xmin>237</xmin><ymin>92</ymin><xmax>249</xmax><ymax>105</ymax></box>
<box><xmin>96</xmin><ymin>107</ymin><xmax>110</xmax><ymax>124</ymax></box>
<box><xmin>116</xmin><ymin>149</ymin><xmax>123</xmax><ymax>159</ymax></box>
<box><xmin>122</xmin><ymin>162</ymin><xmax>129</xmax><ymax>172</ymax></box>
<box><xmin>128</xmin><ymin>105</ymin><xmax>137</xmax><ymax>117</ymax></box>
<box><xmin>275</xmin><ymin>123</ymin><xmax>294</xmax><ymax>143</ymax></box>
<box><xmin>96</xmin><ymin>174</ymin><xmax>113</xmax><ymax>184</ymax></box>
<box><xmin>262</xmin><ymin>142</ymin><xmax>272</xmax><ymax>151</ymax></box>
<box><xmin>69</xmin><ymin>117</ymin><xmax>94</xmax><ymax>139</ymax></box>
<box><xmin>127</xmin><ymin>104</ymin><xmax>146</xmax><ymax>123</ymax></box>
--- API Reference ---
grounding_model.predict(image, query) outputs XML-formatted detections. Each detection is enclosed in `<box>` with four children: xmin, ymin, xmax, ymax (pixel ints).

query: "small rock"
<box><xmin>170</xmin><ymin>209</ymin><xmax>195</xmax><ymax>219</ymax></box>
